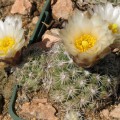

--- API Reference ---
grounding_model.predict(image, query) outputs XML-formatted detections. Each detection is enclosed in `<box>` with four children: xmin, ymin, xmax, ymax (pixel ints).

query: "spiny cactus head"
<box><xmin>64</xmin><ymin>109</ymin><xmax>85</xmax><ymax>120</ymax></box>
<box><xmin>45</xmin><ymin>43</ymin><xmax>117</xmax><ymax>113</ymax></box>
<box><xmin>13</xmin><ymin>47</ymin><xmax>47</xmax><ymax>92</ymax></box>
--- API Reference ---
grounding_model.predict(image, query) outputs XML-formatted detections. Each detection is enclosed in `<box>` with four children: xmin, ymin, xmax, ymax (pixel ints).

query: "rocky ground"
<box><xmin>0</xmin><ymin>0</ymin><xmax>120</xmax><ymax>120</ymax></box>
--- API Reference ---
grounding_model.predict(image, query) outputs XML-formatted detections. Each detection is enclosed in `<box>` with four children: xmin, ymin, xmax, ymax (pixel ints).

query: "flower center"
<box><xmin>75</xmin><ymin>34</ymin><xmax>96</xmax><ymax>52</ymax></box>
<box><xmin>0</xmin><ymin>36</ymin><xmax>15</xmax><ymax>55</ymax></box>
<box><xmin>108</xmin><ymin>23</ymin><xmax>118</xmax><ymax>33</ymax></box>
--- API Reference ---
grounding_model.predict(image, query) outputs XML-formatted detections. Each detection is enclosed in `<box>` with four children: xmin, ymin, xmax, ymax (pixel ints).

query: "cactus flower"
<box><xmin>0</xmin><ymin>16</ymin><xmax>27</xmax><ymax>60</ymax></box>
<box><xmin>60</xmin><ymin>11</ymin><xmax>115</xmax><ymax>68</ymax></box>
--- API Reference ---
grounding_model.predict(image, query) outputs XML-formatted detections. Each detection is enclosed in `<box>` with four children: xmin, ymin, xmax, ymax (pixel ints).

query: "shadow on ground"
<box><xmin>87</xmin><ymin>53</ymin><xmax>120</xmax><ymax>78</ymax></box>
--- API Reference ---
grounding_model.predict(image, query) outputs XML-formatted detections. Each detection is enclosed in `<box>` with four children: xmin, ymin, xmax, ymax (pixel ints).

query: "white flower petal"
<box><xmin>5</xmin><ymin>16</ymin><xmax>22</xmax><ymax>30</ymax></box>
<box><xmin>111</xmin><ymin>7</ymin><xmax>119</xmax><ymax>21</ymax></box>
<box><xmin>0</xmin><ymin>20</ymin><xmax>4</xmax><ymax>31</ymax></box>
<box><xmin>93</xmin><ymin>2</ymin><xmax>120</xmax><ymax>35</ymax></box>
<box><xmin>105</xmin><ymin>3</ymin><xmax>113</xmax><ymax>18</ymax></box>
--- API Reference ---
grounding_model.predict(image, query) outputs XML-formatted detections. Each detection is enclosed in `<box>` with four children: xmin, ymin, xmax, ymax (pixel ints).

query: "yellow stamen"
<box><xmin>0</xmin><ymin>36</ymin><xmax>15</xmax><ymax>56</ymax></box>
<box><xmin>75</xmin><ymin>34</ymin><xmax>96</xmax><ymax>52</ymax></box>
<box><xmin>108</xmin><ymin>23</ymin><xmax>118</xmax><ymax>33</ymax></box>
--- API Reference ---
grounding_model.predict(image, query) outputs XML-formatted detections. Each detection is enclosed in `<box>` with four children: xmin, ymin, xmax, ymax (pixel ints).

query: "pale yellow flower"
<box><xmin>94</xmin><ymin>2</ymin><xmax>120</xmax><ymax>34</ymax></box>
<box><xmin>0</xmin><ymin>16</ymin><xmax>27</xmax><ymax>59</ymax></box>
<box><xmin>60</xmin><ymin>11</ymin><xmax>115</xmax><ymax>68</ymax></box>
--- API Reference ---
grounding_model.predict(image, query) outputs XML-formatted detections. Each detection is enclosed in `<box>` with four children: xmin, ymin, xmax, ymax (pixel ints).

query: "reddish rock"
<box><xmin>110</xmin><ymin>104</ymin><xmax>120</xmax><ymax>119</ymax></box>
<box><xmin>52</xmin><ymin>0</ymin><xmax>73</xmax><ymax>20</ymax></box>
<box><xmin>11</xmin><ymin>0</ymin><xmax>32</xmax><ymax>15</ymax></box>
<box><xmin>42</xmin><ymin>28</ymin><xmax>61</xmax><ymax>48</ymax></box>
<box><xmin>19</xmin><ymin>98</ymin><xmax>58</xmax><ymax>120</ymax></box>
<box><xmin>32</xmin><ymin>98</ymin><xmax>47</xmax><ymax>104</ymax></box>
<box><xmin>0</xmin><ymin>115</ymin><xmax>3</xmax><ymax>120</ymax></box>
<box><xmin>100</xmin><ymin>109</ymin><xmax>110</xmax><ymax>120</ymax></box>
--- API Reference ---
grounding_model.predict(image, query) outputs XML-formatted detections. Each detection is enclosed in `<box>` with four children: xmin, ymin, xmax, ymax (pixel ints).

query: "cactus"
<box><xmin>13</xmin><ymin>42</ymin><xmax>118</xmax><ymax>119</ymax></box>
<box><xmin>43</xmin><ymin>42</ymin><xmax>118</xmax><ymax>118</ymax></box>
<box><xmin>13</xmin><ymin>47</ymin><xmax>47</xmax><ymax>93</ymax></box>
<box><xmin>64</xmin><ymin>109</ymin><xmax>85</xmax><ymax>120</ymax></box>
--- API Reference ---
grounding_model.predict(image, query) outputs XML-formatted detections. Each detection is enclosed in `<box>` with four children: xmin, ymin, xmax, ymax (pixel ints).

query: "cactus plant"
<box><xmin>43</xmin><ymin>42</ymin><xmax>118</xmax><ymax>118</ymax></box>
<box><xmin>13</xmin><ymin>47</ymin><xmax>47</xmax><ymax>92</ymax></box>
<box><xmin>13</xmin><ymin>42</ymin><xmax>118</xmax><ymax>119</ymax></box>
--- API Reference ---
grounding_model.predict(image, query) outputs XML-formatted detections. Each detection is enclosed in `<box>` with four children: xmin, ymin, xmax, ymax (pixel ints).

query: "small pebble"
<box><xmin>34</xmin><ymin>10</ymin><xmax>40</xmax><ymax>16</ymax></box>
<box><xmin>32</xmin><ymin>16</ymin><xmax>39</xmax><ymax>24</ymax></box>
